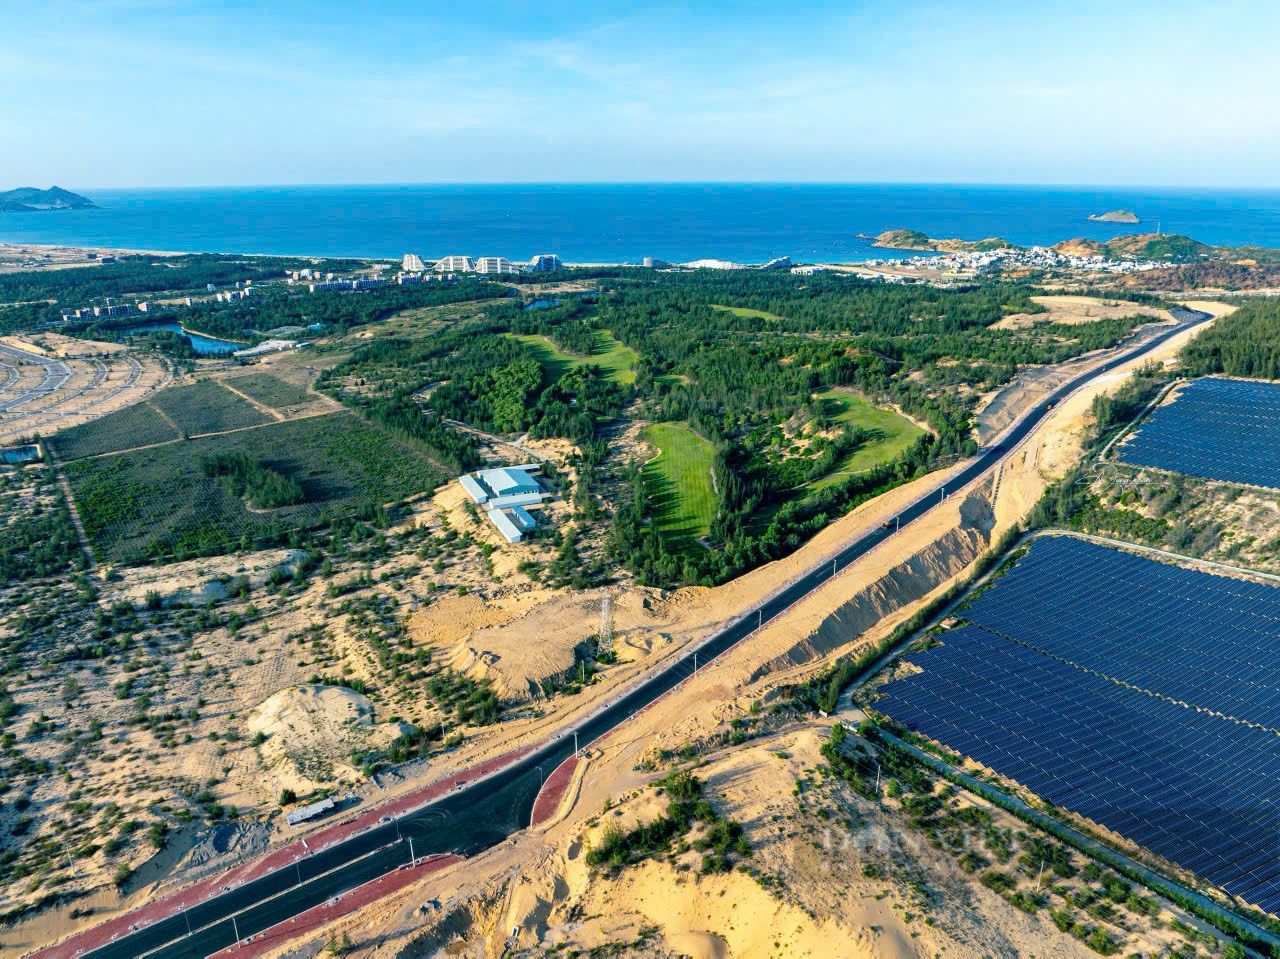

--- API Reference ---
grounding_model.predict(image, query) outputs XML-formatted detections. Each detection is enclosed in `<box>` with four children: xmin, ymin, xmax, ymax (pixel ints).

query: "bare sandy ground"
<box><xmin>6</xmin><ymin>304</ymin><xmax>1235</xmax><ymax>955</ymax></box>
<box><xmin>248</xmin><ymin>686</ymin><xmax>411</xmax><ymax>795</ymax></box>
<box><xmin>992</xmin><ymin>293</ymin><xmax>1169</xmax><ymax>330</ymax></box>
<box><xmin>973</xmin><ymin>299</ymin><xmax>1199</xmax><ymax>445</ymax></box>
<box><xmin>0</xmin><ymin>337</ymin><xmax>170</xmax><ymax>444</ymax></box>
<box><xmin>226</xmin><ymin>300</ymin><xmax>1239</xmax><ymax>958</ymax></box>
<box><xmin>281</xmin><ymin>722</ymin><xmax>1210</xmax><ymax>958</ymax></box>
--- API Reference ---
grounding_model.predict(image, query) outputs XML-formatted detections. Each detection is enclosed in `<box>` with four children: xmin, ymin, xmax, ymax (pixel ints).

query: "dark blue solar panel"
<box><xmin>876</xmin><ymin>537</ymin><xmax>1280</xmax><ymax>915</ymax></box>
<box><xmin>962</xmin><ymin>537</ymin><xmax>1280</xmax><ymax>731</ymax></box>
<box><xmin>1117</xmin><ymin>376</ymin><xmax>1280</xmax><ymax>489</ymax></box>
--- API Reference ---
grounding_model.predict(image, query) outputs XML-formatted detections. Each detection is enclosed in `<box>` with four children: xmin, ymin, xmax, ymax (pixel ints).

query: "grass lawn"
<box><xmin>360</xmin><ymin>299</ymin><xmax>507</xmax><ymax>341</ymax></box>
<box><xmin>642</xmin><ymin>422</ymin><xmax>717</xmax><ymax>550</ymax></box>
<box><xmin>509</xmin><ymin>329</ymin><xmax>638</xmax><ymax>385</ymax></box>
<box><xmin>808</xmin><ymin>389</ymin><xmax>926</xmax><ymax>490</ymax></box>
<box><xmin>711</xmin><ymin>303</ymin><xmax>783</xmax><ymax>321</ymax></box>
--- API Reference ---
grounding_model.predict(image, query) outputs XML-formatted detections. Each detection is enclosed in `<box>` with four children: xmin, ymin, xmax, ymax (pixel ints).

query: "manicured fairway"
<box><xmin>710</xmin><ymin>303</ymin><xmax>783</xmax><ymax>321</ymax></box>
<box><xmin>509</xmin><ymin>330</ymin><xmax>638</xmax><ymax>385</ymax></box>
<box><xmin>642</xmin><ymin>422</ymin><xmax>717</xmax><ymax>550</ymax></box>
<box><xmin>809</xmin><ymin>389</ymin><xmax>925</xmax><ymax>488</ymax></box>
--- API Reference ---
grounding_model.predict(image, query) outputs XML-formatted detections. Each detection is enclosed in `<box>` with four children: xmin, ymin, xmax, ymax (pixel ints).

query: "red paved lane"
<box><xmin>31</xmin><ymin>746</ymin><xmax>535</xmax><ymax>959</ymax></box>
<box><xmin>529</xmin><ymin>756</ymin><xmax>579</xmax><ymax>827</ymax></box>
<box><xmin>206</xmin><ymin>854</ymin><xmax>460</xmax><ymax>959</ymax></box>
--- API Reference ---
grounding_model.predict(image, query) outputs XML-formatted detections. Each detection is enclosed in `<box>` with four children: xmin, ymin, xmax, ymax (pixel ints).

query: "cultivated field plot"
<box><xmin>51</xmin><ymin>398</ymin><xmax>181</xmax><ymax>459</ymax></box>
<box><xmin>875</xmin><ymin>536</ymin><xmax>1280</xmax><ymax>914</ymax></box>
<box><xmin>53</xmin><ymin>380</ymin><xmax>273</xmax><ymax>459</ymax></box>
<box><xmin>64</xmin><ymin>411</ymin><xmax>448</xmax><ymax>564</ymax></box>
<box><xmin>224</xmin><ymin>372</ymin><xmax>312</xmax><ymax>409</ymax></box>
<box><xmin>150</xmin><ymin>379</ymin><xmax>273</xmax><ymax>435</ymax></box>
<box><xmin>1117</xmin><ymin>376</ymin><xmax>1280</xmax><ymax>489</ymax></box>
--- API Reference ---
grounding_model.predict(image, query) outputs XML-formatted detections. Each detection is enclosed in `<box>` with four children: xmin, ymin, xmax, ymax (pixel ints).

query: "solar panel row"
<box><xmin>965</xmin><ymin>537</ymin><xmax>1280</xmax><ymax>731</ymax></box>
<box><xmin>877</xmin><ymin>537</ymin><xmax>1280</xmax><ymax>915</ymax></box>
<box><xmin>1118</xmin><ymin>377</ymin><xmax>1280</xmax><ymax>490</ymax></box>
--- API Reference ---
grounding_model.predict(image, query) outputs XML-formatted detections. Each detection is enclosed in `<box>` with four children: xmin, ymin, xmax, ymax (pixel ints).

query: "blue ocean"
<box><xmin>2</xmin><ymin>184</ymin><xmax>1280</xmax><ymax>264</ymax></box>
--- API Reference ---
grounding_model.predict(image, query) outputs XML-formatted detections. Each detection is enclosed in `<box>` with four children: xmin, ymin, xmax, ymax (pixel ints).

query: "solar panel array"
<box><xmin>965</xmin><ymin>537</ymin><xmax>1280</xmax><ymax>731</ymax></box>
<box><xmin>877</xmin><ymin>537</ymin><xmax>1280</xmax><ymax>914</ymax></box>
<box><xmin>1117</xmin><ymin>376</ymin><xmax>1280</xmax><ymax>490</ymax></box>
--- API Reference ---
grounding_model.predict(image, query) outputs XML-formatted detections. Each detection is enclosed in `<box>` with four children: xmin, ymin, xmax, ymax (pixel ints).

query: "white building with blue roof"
<box><xmin>458</xmin><ymin>464</ymin><xmax>550</xmax><ymax>543</ymax></box>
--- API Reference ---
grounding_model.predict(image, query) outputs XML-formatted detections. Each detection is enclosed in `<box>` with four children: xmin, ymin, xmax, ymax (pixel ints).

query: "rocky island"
<box><xmin>1088</xmin><ymin>209</ymin><xmax>1141</xmax><ymax>223</ymax></box>
<box><xmin>871</xmin><ymin>228</ymin><xmax>1017</xmax><ymax>253</ymax></box>
<box><xmin>0</xmin><ymin>186</ymin><xmax>97</xmax><ymax>212</ymax></box>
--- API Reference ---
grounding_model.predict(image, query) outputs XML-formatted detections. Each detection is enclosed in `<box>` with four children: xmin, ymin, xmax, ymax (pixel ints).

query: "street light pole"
<box><xmin>409</xmin><ymin>836</ymin><xmax>415</xmax><ymax>867</ymax></box>
<box><xmin>232</xmin><ymin>914</ymin><xmax>240</xmax><ymax>950</ymax></box>
<box><xmin>182</xmin><ymin>904</ymin><xmax>191</xmax><ymax>936</ymax></box>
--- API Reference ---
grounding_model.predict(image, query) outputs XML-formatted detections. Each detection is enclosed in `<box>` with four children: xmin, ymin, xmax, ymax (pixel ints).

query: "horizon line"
<box><xmin>53</xmin><ymin>180</ymin><xmax>1280</xmax><ymax>194</ymax></box>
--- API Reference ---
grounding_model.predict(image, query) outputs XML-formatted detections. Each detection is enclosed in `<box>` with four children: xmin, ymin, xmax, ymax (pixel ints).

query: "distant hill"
<box><xmin>1088</xmin><ymin>209</ymin><xmax>1140</xmax><ymax>223</ymax></box>
<box><xmin>1054</xmin><ymin>238</ymin><xmax>1105</xmax><ymax>257</ymax></box>
<box><xmin>873</xmin><ymin>226</ymin><xmax>1242</xmax><ymax>266</ymax></box>
<box><xmin>1102</xmin><ymin>233</ymin><xmax>1212</xmax><ymax>261</ymax></box>
<box><xmin>872</xmin><ymin>229</ymin><xmax>1017</xmax><ymax>253</ymax></box>
<box><xmin>0</xmin><ymin>186</ymin><xmax>97</xmax><ymax>212</ymax></box>
<box><xmin>1052</xmin><ymin>233</ymin><xmax>1211</xmax><ymax>262</ymax></box>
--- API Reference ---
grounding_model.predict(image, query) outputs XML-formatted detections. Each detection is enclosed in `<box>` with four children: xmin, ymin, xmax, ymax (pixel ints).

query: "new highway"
<box><xmin>80</xmin><ymin>306</ymin><xmax>1213</xmax><ymax>959</ymax></box>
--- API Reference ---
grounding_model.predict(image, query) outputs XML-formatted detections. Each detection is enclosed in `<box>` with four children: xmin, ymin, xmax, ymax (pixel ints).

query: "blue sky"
<box><xmin>4</xmin><ymin>0</ymin><xmax>1278</xmax><ymax>188</ymax></box>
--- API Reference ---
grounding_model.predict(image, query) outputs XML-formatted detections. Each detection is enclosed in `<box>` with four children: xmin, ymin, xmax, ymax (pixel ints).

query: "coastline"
<box><xmin>0</xmin><ymin>240</ymin><xmax>657</xmax><ymax>272</ymax></box>
<box><xmin>5</xmin><ymin>184</ymin><xmax>1280</xmax><ymax>262</ymax></box>
<box><xmin>0</xmin><ymin>239</ymin><xmax>189</xmax><ymax>259</ymax></box>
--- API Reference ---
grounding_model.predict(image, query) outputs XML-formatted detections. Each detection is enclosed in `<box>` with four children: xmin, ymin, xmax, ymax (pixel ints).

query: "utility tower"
<box><xmin>599</xmin><ymin>591</ymin><xmax>615</xmax><ymax>657</ymax></box>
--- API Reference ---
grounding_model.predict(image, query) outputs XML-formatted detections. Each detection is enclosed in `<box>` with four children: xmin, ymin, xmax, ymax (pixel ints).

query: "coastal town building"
<box><xmin>233</xmin><ymin>339</ymin><xmax>297</xmax><ymax>358</ymax></box>
<box><xmin>876</xmin><ymin>245</ymin><xmax>1174</xmax><ymax>276</ymax></box>
<box><xmin>402</xmin><ymin>252</ymin><xmax>426</xmax><ymax>272</ymax></box>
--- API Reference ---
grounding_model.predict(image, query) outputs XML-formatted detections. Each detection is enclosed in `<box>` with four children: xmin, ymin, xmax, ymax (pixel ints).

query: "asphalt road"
<box><xmin>0</xmin><ymin>343</ymin><xmax>70</xmax><ymax>413</ymax></box>
<box><xmin>96</xmin><ymin>307</ymin><xmax>1213</xmax><ymax>959</ymax></box>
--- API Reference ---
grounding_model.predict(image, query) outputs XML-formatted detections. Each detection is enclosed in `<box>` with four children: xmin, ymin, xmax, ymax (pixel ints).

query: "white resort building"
<box><xmin>458</xmin><ymin>464</ymin><xmax>551</xmax><ymax>543</ymax></box>
<box><xmin>434</xmin><ymin>255</ymin><xmax>475</xmax><ymax>272</ymax></box>
<box><xmin>474</xmin><ymin>256</ymin><xmax>520</xmax><ymax>275</ymax></box>
<box><xmin>527</xmin><ymin>253</ymin><xmax>562</xmax><ymax>272</ymax></box>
